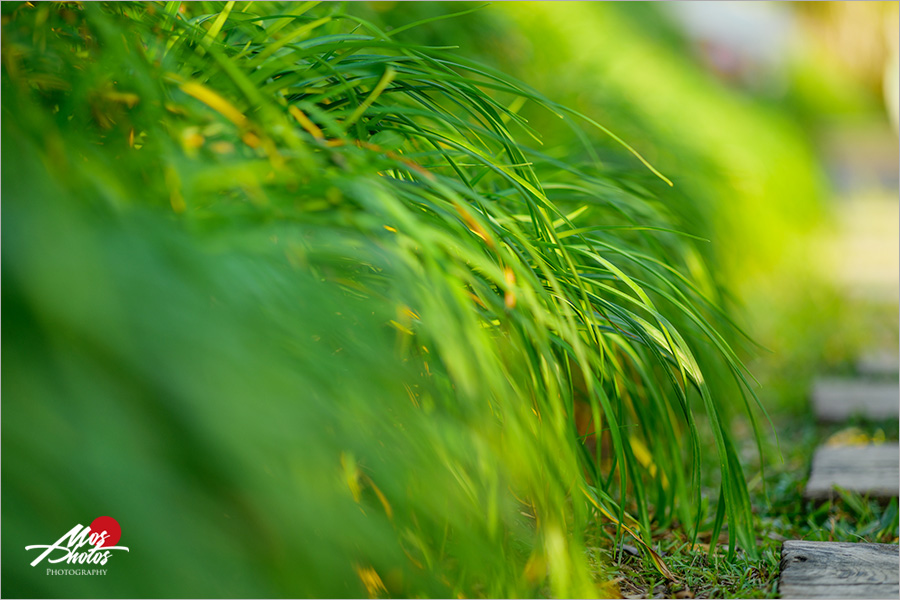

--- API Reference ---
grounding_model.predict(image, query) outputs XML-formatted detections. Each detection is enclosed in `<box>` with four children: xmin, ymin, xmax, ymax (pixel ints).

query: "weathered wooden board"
<box><xmin>805</xmin><ymin>444</ymin><xmax>899</xmax><ymax>501</ymax></box>
<box><xmin>812</xmin><ymin>378</ymin><xmax>899</xmax><ymax>422</ymax></box>
<box><xmin>779</xmin><ymin>540</ymin><xmax>899</xmax><ymax>599</ymax></box>
<box><xmin>857</xmin><ymin>351</ymin><xmax>900</xmax><ymax>377</ymax></box>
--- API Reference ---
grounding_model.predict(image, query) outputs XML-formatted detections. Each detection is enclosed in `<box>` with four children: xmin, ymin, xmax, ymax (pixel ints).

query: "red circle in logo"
<box><xmin>89</xmin><ymin>516</ymin><xmax>121</xmax><ymax>547</ymax></box>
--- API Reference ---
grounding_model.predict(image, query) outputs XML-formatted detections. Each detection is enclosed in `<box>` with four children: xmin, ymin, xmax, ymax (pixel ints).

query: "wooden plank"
<box><xmin>812</xmin><ymin>378</ymin><xmax>899</xmax><ymax>422</ymax></box>
<box><xmin>857</xmin><ymin>351</ymin><xmax>900</xmax><ymax>377</ymax></box>
<box><xmin>779</xmin><ymin>540</ymin><xmax>899</xmax><ymax>599</ymax></box>
<box><xmin>805</xmin><ymin>444</ymin><xmax>899</xmax><ymax>501</ymax></box>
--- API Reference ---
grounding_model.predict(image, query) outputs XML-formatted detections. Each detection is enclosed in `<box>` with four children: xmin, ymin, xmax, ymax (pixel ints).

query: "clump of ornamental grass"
<box><xmin>2</xmin><ymin>2</ymin><xmax>764</xmax><ymax>597</ymax></box>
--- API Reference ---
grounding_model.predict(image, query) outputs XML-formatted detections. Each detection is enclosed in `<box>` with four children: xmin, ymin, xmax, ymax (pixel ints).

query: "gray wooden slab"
<box><xmin>779</xmin><ymin>540</ymin><xmax>899</xmax><ymax>599</ymax></box>
<box><xmin>858</xmin><ymin>351</ymin><xmax>900</xmax><ymax>377</ymax></box>
<box><xmin>805</xmin><ymin>444</ymin><xmax>899</xmax><ymax>501</ymax></box>
<box><xmin>812</xmin><ymin>378</ymin><xmax>899</xmax><ymax>422</ymax></box>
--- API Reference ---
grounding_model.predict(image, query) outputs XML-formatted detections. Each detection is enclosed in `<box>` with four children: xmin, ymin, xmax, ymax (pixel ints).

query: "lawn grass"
<box><xmin>599</xmin><ymin>409</ymin><xmax>899</xmax><ymax>598</ymax></box>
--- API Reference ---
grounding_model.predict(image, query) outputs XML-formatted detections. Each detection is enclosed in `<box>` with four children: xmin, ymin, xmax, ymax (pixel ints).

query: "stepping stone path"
<box><xmin>804</xmin><ymin>443</ymin><xmax>900</xmax><ymax>501</ymax></box>
<box><xmin>778</xmin><ymin>352</ymin><xmax>900</xmax><ymax>599</ymax></box>
<box><xmin>779</xmin><ymin>541</ymin><xmax>899</xmax><ymax>599</ymax></box>
<box><xmin>857</xmin><ymin>351</ymin><xmax>900</xmax><ymax>378</ymax></box>
<box><xmin>812</xmin><ymin>378</ymin><xmax>899</xmax><ymax>422</ymax></box>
